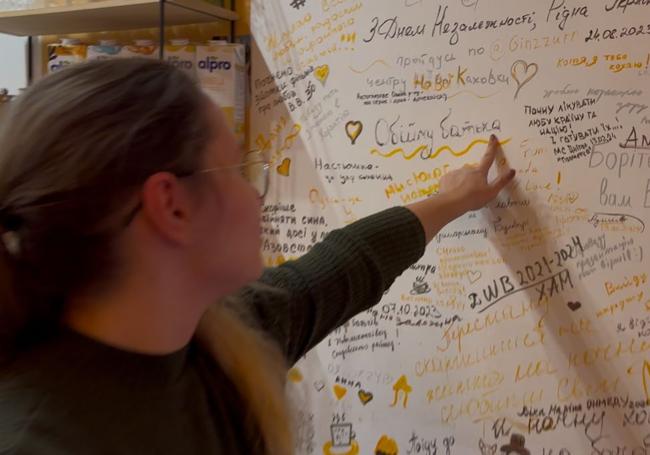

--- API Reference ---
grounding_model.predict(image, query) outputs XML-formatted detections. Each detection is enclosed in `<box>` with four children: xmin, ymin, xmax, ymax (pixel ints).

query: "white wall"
<box><xmin>0</xmin><ymin>34</ymin><xmax>27</xmax><ymax>94</ymax></box>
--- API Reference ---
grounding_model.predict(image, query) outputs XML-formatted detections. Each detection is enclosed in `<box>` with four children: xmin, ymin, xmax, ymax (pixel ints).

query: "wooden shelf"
<box><xmin>0</xmin><ymin>0</ymin><xmax>238</xmax><ymax>36</ymax></box>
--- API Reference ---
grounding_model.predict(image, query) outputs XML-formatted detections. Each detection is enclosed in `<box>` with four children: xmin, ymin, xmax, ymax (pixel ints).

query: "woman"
<box><xmin>0</xmin><ymin>59</ymin><xmax>514</xmax><ymax>454</ymax></box>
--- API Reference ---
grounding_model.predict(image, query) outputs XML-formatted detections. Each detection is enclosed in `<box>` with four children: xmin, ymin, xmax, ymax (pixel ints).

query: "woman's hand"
<box><xmin>406</xmin><ymin>135</ymin><xmax>515</xmax><ymax>244</ymax></box>
<box><xmin>438</xmin><ymin>134</ymin><xmax>516</xmax><ymax>213</ymax></box>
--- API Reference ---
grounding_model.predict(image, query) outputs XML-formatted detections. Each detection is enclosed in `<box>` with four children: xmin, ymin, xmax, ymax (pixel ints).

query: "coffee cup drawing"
<box><xmin>330</xmin><ymin>423</ymin><xmax>355</xmax><ymax>448</ymax></box>
<box><xmin>410</xmin><ymin>280</ymin><xmax>431</xmax><ymax>295</ymax></box>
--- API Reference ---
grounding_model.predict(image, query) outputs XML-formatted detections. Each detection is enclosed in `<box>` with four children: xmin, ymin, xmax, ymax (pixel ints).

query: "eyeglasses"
<box><xmin>123</xmin><ymin>152</ymin><xmax>270</xmax><ymax>227</ymax></box>
<box><xmin>191</xmin><ymin>156</ymin><xmax>271</xmax><ymax>201</ymax></box>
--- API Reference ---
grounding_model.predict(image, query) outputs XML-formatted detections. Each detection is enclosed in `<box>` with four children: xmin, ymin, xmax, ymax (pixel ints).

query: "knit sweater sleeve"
<box><xmin>235</xmin><ymin>206</ymin><xmax>426</xmax><ymax>365</ymax></box>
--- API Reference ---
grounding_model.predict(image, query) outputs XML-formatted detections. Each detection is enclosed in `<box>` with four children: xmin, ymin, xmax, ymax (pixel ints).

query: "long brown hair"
<box><xmin>0</xmin><ymin>59</ymin><xmax>292</xmax><ymax>454</ymax></box>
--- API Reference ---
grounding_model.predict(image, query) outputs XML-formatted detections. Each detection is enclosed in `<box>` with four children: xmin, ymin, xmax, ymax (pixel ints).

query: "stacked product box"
<box><xmin>45</xmin><ymin>38</ymin><xmax>246</xmax><ymax>143</ymax></box>
<box><xmin>196</xmin><ymin>40</ymin><xmax>246</xmax><ymax>145</ymax></box>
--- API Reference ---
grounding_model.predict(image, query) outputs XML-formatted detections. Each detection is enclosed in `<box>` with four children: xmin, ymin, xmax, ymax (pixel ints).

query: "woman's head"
<box><xmin>0</xmin><ymin>59</ymin><xmax>292</xmax><ymax>454</ymax></box>
<box><xmin>0</xmin><ymin>59</ymin><xmax>263</xmax><ymax>347</ymax></box>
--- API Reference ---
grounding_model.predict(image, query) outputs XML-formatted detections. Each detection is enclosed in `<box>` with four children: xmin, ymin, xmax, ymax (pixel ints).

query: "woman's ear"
<box><xmin>139</xmin><ymin>172</ymin><xmax>195</xmax><ymax>245</ymax></box>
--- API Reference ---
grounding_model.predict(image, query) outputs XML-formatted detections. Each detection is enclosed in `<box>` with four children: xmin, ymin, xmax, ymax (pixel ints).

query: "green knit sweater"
<box><xmin>0</xmin><ymin>207</ymin><xmax>425</xmax><ymax>454</ymax></box>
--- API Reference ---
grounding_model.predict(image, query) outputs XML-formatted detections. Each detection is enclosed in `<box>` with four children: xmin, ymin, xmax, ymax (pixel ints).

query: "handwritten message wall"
<box><xmin>250</xmin><ymin>0</ymin><xmax>650</xmax><ymax>453</ymax></box>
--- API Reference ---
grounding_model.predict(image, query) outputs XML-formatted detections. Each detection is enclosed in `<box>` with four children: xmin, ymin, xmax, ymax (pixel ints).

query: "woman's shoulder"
<box><xmin>0</xmin><ymin>372</ymin><xmax>90</xmax><ymax>455</ymax></box>
<box><xmin>0</xmin><ymin>338</ymin><xmax>64</xmax><ymax>394</ymax></box>
<box><xmin>0</xmin><ymin>330</ymin><xmax>109</xmax><ymax>444</ymax></box>
<box><xmin>0</xmin><ymin>333</ymin><xmax>74</xmax><ymax>389</ymax></box>
<box><xmin>0</xmin><ymin>345</ymin><xmax>62</xmax><ymax>454</ymax></box>
<box><xmin>0</xmin><ymin>332</ymin><xmax>163</xmax><ymax>454</ymax></box>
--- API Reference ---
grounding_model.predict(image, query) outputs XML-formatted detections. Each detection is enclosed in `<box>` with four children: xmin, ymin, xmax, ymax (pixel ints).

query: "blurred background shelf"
<box><xmin>0</xmin><ymin>0</ymin><xmax>238</xmax><ymax>36</ymax></box>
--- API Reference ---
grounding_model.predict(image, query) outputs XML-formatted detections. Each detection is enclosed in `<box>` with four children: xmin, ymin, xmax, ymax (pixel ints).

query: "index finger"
<box><xmin>479</xmin><ymin>134</ymin><xmax>500</xmax><ymax>174</ymax></box>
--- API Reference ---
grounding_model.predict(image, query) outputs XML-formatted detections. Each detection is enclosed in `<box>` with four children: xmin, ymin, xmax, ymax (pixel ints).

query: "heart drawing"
<box><xmin>287</xmin><ymin>368</ymin><xmax>303</xmax><ymax>383</ymax></box>
<box><xmin>511</xmin><ymin>60</ymin><xmax>539</xmax><ymax>100</ymax></box>
<box><xmin>468</xmin><ymin>270</ymin><xmax>482</xmax><ymax>284</ymax></box>
<box><xmin>333</xmin><ymin>384</ymin><xmax>348</xmax><ymax>400</ymax></box>
<box><xmin>358</xmin><ymin>390</ymin><xmax>374</xmax><ymax>405</ymax></box>
<box><xmin>567</xmin><ymin>301</ymin><xmax>582</xmax><ymax>312</ymax></box>
<box><xmin>314</xmin><ymin>64</ymin><xmax>330</xmax><ymax>85</ymax></box>
<box><xmin>276</xmin><ymin>158</ymin><xmax>291</xmax><ymax>177</ymax></box>
<box><xmin>345</xmin><ymin>121</ymin><xmax>363</xmax><ymax>145</ymax></box>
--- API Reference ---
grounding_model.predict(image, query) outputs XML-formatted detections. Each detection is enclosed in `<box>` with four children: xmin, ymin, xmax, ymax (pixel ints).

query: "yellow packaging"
<box><xmin>47</xmin><ymin>39</ymin><xmax>86</xmax><ymax>74</ymax></box>
<box><xmin>196</xmin><ymin>41</ymin><xmax>246</xmax><ymax>144</ymax></box>
<box><xmin>117</xmin><ymin>40</ymin><xmax>158</xmax><ymax>59</ymax></box>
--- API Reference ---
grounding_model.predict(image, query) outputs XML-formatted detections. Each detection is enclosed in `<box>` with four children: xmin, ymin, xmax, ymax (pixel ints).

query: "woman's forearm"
<box><xmin>407</xmin><ymin>135</ymin><xmax>515</xmax><ymax>244</ymax></box>
<box><xmin>406</xmin><ymin>193</ymin><xmax>467</xmax><ymax>244</ymax></box>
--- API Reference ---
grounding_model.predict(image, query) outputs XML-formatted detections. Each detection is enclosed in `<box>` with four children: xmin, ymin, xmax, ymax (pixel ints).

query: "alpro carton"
<box><xmin>164</xmin><ymin>39</ymin><xmax>196</xmax><ymax>79</ymax></box>
<box><xmin>196</xmin><ymin>41</ymin><xmax>246</xmax><ymax>144</ymax></box>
